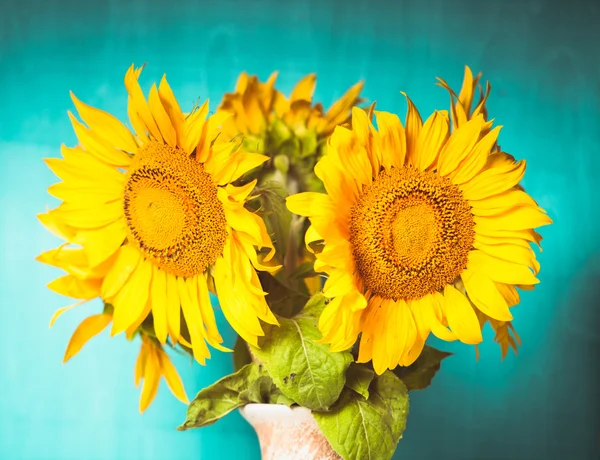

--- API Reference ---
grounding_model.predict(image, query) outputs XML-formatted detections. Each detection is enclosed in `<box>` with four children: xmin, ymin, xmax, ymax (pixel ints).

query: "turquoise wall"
<box><xmin>1</xmin><ymin>0</ymin><xmax>598</xmax><ymax>458</ymax></box>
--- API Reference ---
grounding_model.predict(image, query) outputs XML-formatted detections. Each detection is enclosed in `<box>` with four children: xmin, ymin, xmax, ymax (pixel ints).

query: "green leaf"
<box><xmin>345</xmin><ymin>363</ymin><xmax>375</xmax><ymax>400</ymax></box>
<box><xmin>393</xmin><ymin>345</ymin><xmax>452</xmax><ymax>391</ymax></box>
<box><xmin>249</xmin><ymin>294</ymin><xmax>352</xmax><ymax>411</ymax></box>
<box><xmin>233</xmin><ymin>335</ymin><xmax>253</xmax><ymax>371</ymax></box>
<box><xmin>178</xmin><ymin>363</ymin><xmax>290</xmax><ymax>431</ymax></box>
<box><xmin>258</xmin><ymin>271</ymin><xmax>309</xmax><ymax>318</ymax></box>
<box><xmin>313</xmin><ymin>372</ymin><xmax>409</xmax><ymax>460</ymax></box>
<box><xmin>255</xmin><ymin>180</ymin><xmax>293</xmax><ymax>261</ymax></box>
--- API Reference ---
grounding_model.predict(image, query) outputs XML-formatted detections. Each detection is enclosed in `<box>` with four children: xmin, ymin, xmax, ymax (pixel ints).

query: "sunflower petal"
<box><xmin>63</xmin><ymin>313</ymin><xmax>112</xmax><ymax>363</ymax></box>
<box><xmin>443</xmin><ymin>285</ymin><xmax>482</xmax><ymax>344</ymax></box>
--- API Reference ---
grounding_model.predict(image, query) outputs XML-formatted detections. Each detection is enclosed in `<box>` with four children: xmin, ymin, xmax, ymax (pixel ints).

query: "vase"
<box><xmin>240</xmin><ymin>404</ymin><xmax>341</xmax><ymax>460</ymax></box>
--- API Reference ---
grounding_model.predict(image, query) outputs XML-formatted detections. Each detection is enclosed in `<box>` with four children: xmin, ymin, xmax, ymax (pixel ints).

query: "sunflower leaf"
<box><xmin>233</xmin><ymin>335</ymin><xmax>253</xmax><ymax>372</ymax></box>
<box><xmin>313</xmin><ymin>371</ymin><xmax>409</xmax><ymax>460</ymax></box>
<box><xmin>249</xmin><ymin>294</ymin><xmax>352</xmax><ymax>411</ymax></box>
<box><xmin>258</xmin><ymin>271</ymin><xmax>309</xmax><ymax>318</ymax></box>
<box><xmin>345</xmin><ymin>363</ymin><xmax>375</xmax><ymax>400</ymax></box>
<box><xmin>177</xmin><ymin>363</ymin><xmax>290</xmax><ymax>431</ymax></box>
<box><xmin>393</xmin><ymin>345</ymin><xmax>452</xmax><ymax>391</ymax></box>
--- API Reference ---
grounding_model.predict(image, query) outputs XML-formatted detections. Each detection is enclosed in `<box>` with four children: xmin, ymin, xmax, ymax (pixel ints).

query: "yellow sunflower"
<box><xmin>37</xmin><ymin>64</ymin><xmax>280</xmax><ymax>373</ymax></box>
<box><xmin>218</xmin><ymin>72</ymin><xmax>363</xmax><ymax>188</ymax></box>
<box><xmin>287</xmin><ymin>75</ymin><xmax>551</xmax><ymax>374</ymax></box>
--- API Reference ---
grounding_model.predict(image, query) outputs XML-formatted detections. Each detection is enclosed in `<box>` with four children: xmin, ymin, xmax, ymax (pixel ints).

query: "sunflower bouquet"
<box><xmin>38</xmin><ymin>65</ymin><xmax>550</xmax><ymax>460</ymax></box>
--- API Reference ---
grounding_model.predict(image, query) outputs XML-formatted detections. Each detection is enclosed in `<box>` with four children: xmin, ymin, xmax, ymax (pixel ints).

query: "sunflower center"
<box><xmin>123</xmin><ymin>141</ymin><xmax>227</xmax><ymax>278</ymax></box>
<box><xmin>349</xmin><ymin>167</ymin><xmax>474</xmax><ymax>301</ymax></box>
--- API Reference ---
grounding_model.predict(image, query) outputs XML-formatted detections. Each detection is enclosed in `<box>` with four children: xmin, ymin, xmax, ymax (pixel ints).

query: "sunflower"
<box><xmin>217</xmin><ymin>72</ymin><xmax>363</xmax><ymax>192</ymax></box>
<box><xmin>37</xmin><ymin>64</ymin><xmax>280</xmax><ymax>376</ymax></box>
<box><xmin>287</xmin><ymin>75</ymin><xmax>551</xmax><ymax>374</ymax></box>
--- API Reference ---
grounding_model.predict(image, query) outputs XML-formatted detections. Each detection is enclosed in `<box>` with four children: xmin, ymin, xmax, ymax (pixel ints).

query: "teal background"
<box><xmin>1</xmin><ymin>0</ymin><xmax>599</xmax><ymax>458</ymax></box>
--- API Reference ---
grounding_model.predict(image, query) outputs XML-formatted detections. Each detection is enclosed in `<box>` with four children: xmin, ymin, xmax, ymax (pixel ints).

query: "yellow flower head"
<box><xmin>218</xmin><ymin>72</ymin><xmax>363</xmax><ymax>189</ymax></box>
<box><xmin>287</xmin><ymin>68</ymin><xmax>551</xmax><ymax>375</ymax></box>
<box><xmin>38</xmin><ymin>64</ymin><xmax>280</xmax><ymax>373</ymax></box>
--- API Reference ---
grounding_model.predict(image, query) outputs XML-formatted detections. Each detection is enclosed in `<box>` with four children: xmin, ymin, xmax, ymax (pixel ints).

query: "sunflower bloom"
<box><xmin>38</xmin><ymin>64</ymin><xmax>280</xmax><ymax>371</ymax></box>
<box><xmin>287</xmin><ymin>95</ymin><xmax>551</xmax><ymax>374</ymax></box>
<box><xmin>135</xmin><ymin>335</ymin><xmax>188</xmax><ymax>413</ymax></box>
<box><xmin>218</xmin><ymin>72</ymin><xmax>363</xmax><ymax>187</ymax></box>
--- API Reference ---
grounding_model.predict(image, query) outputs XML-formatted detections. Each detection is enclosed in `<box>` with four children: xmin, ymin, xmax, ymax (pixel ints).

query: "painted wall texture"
<box><xmin>1</xmin><ymin>0</ymin><xmax>598</xmax><ymax>458</ymax></box>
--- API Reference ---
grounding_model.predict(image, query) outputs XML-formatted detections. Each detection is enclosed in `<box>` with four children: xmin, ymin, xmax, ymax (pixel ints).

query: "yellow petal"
<box><xmin>148</xmin><ymin>83</ymin><xmax>177</xmax><ymax>147</ymax></box>
<box><xmin>322</xmin><ymin>81</ymin><xmax>364</xmax><ymax>132</ymax></box>
<box><xmin>470</xmin><ymin>188</ymin><xmax>539</xmax><ymax>214</ymax></box>
<box><xmin>197</xmin><ymin>274</ymin><xmax>229</xmax><ymax>352</ymax></box>
<box><xmin>135</xmin><ymin>340</ymin><xmax>148</xmax><ymax>387</ymax></box>
<box><xmin>37</xmin><ymin>210</ymin><xmax>76</xmax><ymax>241</ymax></box>
<box><xmin>437</xmin><ymin>115</ymin><xmax>483</xmax><ymax>177</ymax></box>
<box><xmin>495</xmin><ymin>282</ymin><xmax>520</xmax><ymax>307</ymax></box>
<box><xmin>178</xmin><ymin>276</ymin><xmax>210</xmax><ymax>365</ymax></box>
<box><xmin>101</xmin><ymin>245</ymin><xmax>141</xmax><ymax>299</ymax></box>
<box><xmin>37</xmin><ymin>246</ymin><xmax>96</xmax><ymax>279</ymax></box>
<box><xmin>451</xmin><ymin>125</ymin><xmax>501</xmax><ymax>184</ymax></box>
<box><xmin>157</xmin><ymin>349</ymin><xmax>189</xmax><ymax>403</ymax></box>
<box><xmin>73</xmin><ymin>219</ymin><xmax>126</xmax><ymax>268</ymax></box>
<box><xmin>322</xmin><ymin>270</ymin><xmax>356</xmax><ymax>298</ymax></box>
<box><xmin>182</xmin><ymin>100</ymin><xmax>209</xmax><ymax>154</ymax></box>
<box><xmin>63</xmin><ymin>313</ymin><xmax>112</xmax><ymax>363</ymax></box>
<box><xmin>165</xmin><ymin>273</ymin><xmax>181</xmax><ymax>343</ymax></box>
<box><xmin>213</xmin><ymin>257</ymin><xmax>264</xmax><ymax>347</ymax></box>
<box><xmin>124</xmin><ymin>64</ymin><xmax>163</xmax><ymax>142</ymax></box>
<box><xmin>68</xmin><ymin>112</ymin><xmax>132</xmax><ymax>167</ymax></box>
<box><xmin>374</xmin><ymin>111</ymin><xmax>406</xmax><ymax>168</ymax></box>
<box><xmin>467</xmin><ymin>250</ymin><xmax>539</xmax><ymax>285</ymax></box>
<box><xmin>457</xmin><ymin>66</ymin><xmax>476</xmax><ymax>115</ymax></box>
<box><xmin>150</xmin><ymin>266</ymin><xmax>169</xmax><ymax>344</ymax></box>
<box><xmin>330</xmin><ymin>124</ymin><xmax>372</xmax><ymax>187</ymax></box>
<box><xmin>460</xmin><ymin>154</ymin><xmax>526</xmax><ymax>201</ymax></box>
<box><xmin>314</xmin><ymin>155</ymin><xmax>359</xmax><ymax>211</ymax></box>
<box><xmin>139</xmin><ymin>346</ymin><xmax>161</xmax><ymax>413</ymax></box>
<box><xmin>49</xmin><ymin>299</ymin><xmax>88</xmax><ymax>327</ymax></box>
<box><xmin>423</xmin><ymin>292</ymin><xmax>457</xmax><ymax>342</ymax></box>
<box><xmin>70</xmin><ymin>91</ymin><xmax>138</xmax><ymax>153</ymax></box>
<box><xmin>474</xmin><ymin>206</ymin><xmax>552</xmax><ymax>231</ymax></box>
<box><xmin>111</xmin><ymin>258</ymin><xmax>153</xmax><ymax>336</ymax></box>
<box><xmin>48</xmin><ymin>275</ymin><xmax>102</xmax><ymax>300</ymax></box>
<box><xmin>443</xmin><ymin>285</ymin><xmax>482</xmax><ymax>344</ymax></box>
<box><xmin>127</xmin><ymin>95</ymin><xmax>148</xmax><ymax>143</ymax></box>
<box><xmin>415</xmin><ymin>110</ymin><xmax>449</xmax><ymax>171</ymax></box>
<box><xmin>290</xmin><ymin>74</ymin><xmax>316</xmax><ymax>102</ymax></box>
<box><xmin>46</xmin><ymin>147</ymin><xmax>125</xmax><ymax>186</ymax></box>
<box><xmin>52</xmin><ymin>200</ymin><xmax>123</xmax><ymax>229</ymax></box>
<box><xmin>462</xmin><ymin>269</ymin><xmax>512</xmax><ymax>321</ymax></box>
<box><xmin>402</xmin><ymin>93</ymin><xmax>422</xmax><ymax>166</ymax></box>
<box><xmin>474</xmin><ymin>239</ymin><xmax>540</xmax><ymax>274</ymax></box>
<box><xmin>286</xmin><ymin>192</ymin><xmax>333</xmax><ymax>217</ymax></box>
<box><xmin>158</xmin><ymin>75</ymin><xmax>185</xmax><ymax>147</ymax></box>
